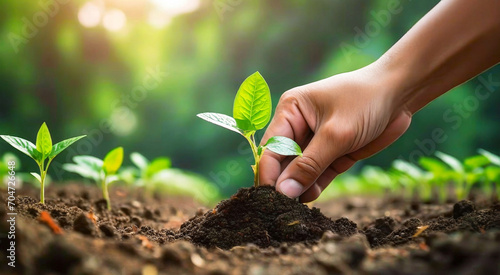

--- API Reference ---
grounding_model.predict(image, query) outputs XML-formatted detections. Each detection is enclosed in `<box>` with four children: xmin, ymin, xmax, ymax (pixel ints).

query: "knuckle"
<box><xmin>279</xmin><ymin>87</ymin><xmax>306</xmax><ymax>105</ymax></box>
<box><xmin>295</xmin><ymin>155</ymin><xmax>323</xmax><ymax>181</ymax></box>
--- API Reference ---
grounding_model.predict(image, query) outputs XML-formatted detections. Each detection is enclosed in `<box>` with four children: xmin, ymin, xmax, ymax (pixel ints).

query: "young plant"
<box><xmin>130</xmin><ymin>152</ymin><xmax>171</xmax><ymax>184</ymax></box>
<box><xmin>197</xmin><ymin>72</ymin><xmax>302</xmax><ymax>186</ymax></box>
<box><xmin>63</xmin><ymin>147</ymin><xmax>124</xmax><ymax>210</ymax></box>
<box><xmin>478</xmin><ymin>149</ymin><xmax>500</xmax><ymax>201</ymax></box>
<box><xmin>0</xmin><ymin>123</ymin><xmax>86</xmax><ymax>204</ymax></box>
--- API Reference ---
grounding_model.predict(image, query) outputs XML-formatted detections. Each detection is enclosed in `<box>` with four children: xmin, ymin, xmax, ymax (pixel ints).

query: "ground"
<box><xmin>0</xmin><ymin>183</ymin><xmax>499</xmax><ymax>275</ymax></box>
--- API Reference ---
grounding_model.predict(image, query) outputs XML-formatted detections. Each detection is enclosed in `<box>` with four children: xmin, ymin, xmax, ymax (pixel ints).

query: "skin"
<box><xmin>259</xmin><ymin>0</ymin><xmax>500</xmax><ymax>202</ymax></box>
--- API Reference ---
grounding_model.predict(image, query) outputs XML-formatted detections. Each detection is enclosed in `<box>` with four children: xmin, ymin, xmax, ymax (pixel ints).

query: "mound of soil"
<box><xmin>179</xmin><ymin>186</ymin><xmax>357</xmax><ymax>249</ymax></box>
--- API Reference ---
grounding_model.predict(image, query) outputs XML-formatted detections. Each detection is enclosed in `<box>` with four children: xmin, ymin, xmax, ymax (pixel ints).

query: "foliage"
<box><xmin>319</xmin><ymin>149</ymin><xmax>500</xmax><ymax>203</ymax></box>
<box><xmin>0</xmin><ymin>123</ymin><xmax>85</xmax><ymax>203</ymax></box>
<box><xmin>122</xmin><ymin>152</ymin><xmax>221</xmax><ymax>205</ymax></box>
<box><xmin>63</xmin><ymin>147</ymin><xmax>124</xmax><ymax>210</ymax></box>
<box><xmin>198</xmin><ymin>72</ymin><xmax>302</xmax><ymax>186</ymax></box>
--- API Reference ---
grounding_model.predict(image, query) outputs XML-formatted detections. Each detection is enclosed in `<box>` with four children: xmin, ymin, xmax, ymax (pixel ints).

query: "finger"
<box><xmin>301</xmin><ymin>111</ymin><xmax>412</xmax><ymax>201</ymax></box>
<box><xmin>259</xmin><ymin>96</ymin><xmax>312</xmax><ymax>186</ymax></box>
<box><xmin>276</xmin><ymin>126</ymin><xmax>344</xmax><ymax>199</ymax></box>
<box><xmin>299</xmin><ymin>162</ymin><xmax>343</xmax><ymax>202</ymax></box>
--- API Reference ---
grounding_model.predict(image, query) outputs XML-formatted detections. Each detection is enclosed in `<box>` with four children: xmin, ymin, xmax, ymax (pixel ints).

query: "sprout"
<box><xmin>0</xmin><ymin>123</ymin><xmax>86</xmax><ymax>203</ymax></box>
<box><xmin>63</xmin><ymin>147</ymin><xmax>124</xmax><ymax>210</ymax></box>
<box><xmin>197</xmin><ymin>72</ymin><xmax>302</xmax><ymax>187</ymax></box>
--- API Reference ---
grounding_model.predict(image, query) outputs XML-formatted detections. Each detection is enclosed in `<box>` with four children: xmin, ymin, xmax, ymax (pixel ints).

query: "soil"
<box><xmin>179</xmin><ymin>186</ymin><xmax>357</xmax><ymax>249</ymax></box>
<box><xmin>0</xmin><ymin>183</ymin><xmax>499</xmax><ymax>275</ymax></box>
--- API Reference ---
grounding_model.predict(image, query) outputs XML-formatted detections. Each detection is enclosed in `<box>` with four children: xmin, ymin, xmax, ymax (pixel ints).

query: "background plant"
<box><xmin>198</xmin><ymin>72</ymin><xmax>302</xmax><ymax>186</ymax></box>
<box><xmin>0</xmin><ymin>123</ymin><xmax>85</xmax><ymax>203</ymax></box>
<box><xmin>63</xmin><ymin>147</ymin><xmax>124</xmax><ymax>210</ymax></box>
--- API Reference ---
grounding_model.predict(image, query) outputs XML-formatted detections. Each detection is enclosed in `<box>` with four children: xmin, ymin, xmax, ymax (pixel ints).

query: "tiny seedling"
<box><xmin>197</xmin><ymin>72</ymin><xmax>302</xmax><ymax>186</ymax></box>
<box><xmin>0</xmin><ymin>123</ymin><xmax>85</xmax><ymax>204</ymax></box>
<box><xmin>130</xmin><ymin>152</ymin><xmax>171</xmax><ymax>183</ymax></box>
<box><xmin>63</xmin><ymin>147</ymin><xmax>124</xmax><ymax>210</ymax></box>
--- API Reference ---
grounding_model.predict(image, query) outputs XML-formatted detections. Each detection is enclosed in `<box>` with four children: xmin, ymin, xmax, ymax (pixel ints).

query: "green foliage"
<box><xmin>103</xmin><ymin>147</ymin><xmax>124</xmax><ymax>175</ymax></box>
<box><xmin>1</xmin><ymin>123</ymin><xmax>86</xmax><ymax>203</ymax></box>
<box><xmin>319</xmin><ymin>149</ymin><xmax>500</xmax><ymax>203</ymax></box>
<box><xmin>233</xmin><ymin>72</ymin><xmax>272</xmax><ymax>131</ymax></box>
<box><xmin>63</xmin><ymin>147</ymin><xmax>123</xmax><ymax>210</ymax></box>
<box><xmin>197</xmin><ymin>72</ymin><xmax>302</xmax><ymax>186</ymax></box>
<box><xmin>123</xmin><ymin>152</ymin><xmax>220</xmax><ymax>204</ymax></box>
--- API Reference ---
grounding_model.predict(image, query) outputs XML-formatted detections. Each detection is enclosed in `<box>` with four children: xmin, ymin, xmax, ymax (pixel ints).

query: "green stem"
<box><xmin>102</xmin><ymin>176</ymin><xmax>111</xmax><ymax>210</ymax></box>
<box><xmin>245</xmin><ymin>133</ymin><xmax>260</xmax><ymax>187</ymax></box>
<box><xmin>38</xmin><ymin>162</ymin><xmax>45</xmax><ymax>204</ymax></box>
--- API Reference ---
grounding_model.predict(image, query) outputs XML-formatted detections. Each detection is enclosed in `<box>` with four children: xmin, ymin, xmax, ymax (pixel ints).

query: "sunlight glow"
<box><xmin>103</xmin><ymin>9</ymin><xmax>127</xmax><ymax>32</ymax></box>
<box><xmin>78</xmin><ymin>2</ymin><xmax>102</xmax><ymax>28</ymax></box>
<box><xmin>150</xmin><ymin>0</ymin><xmax>200</xmax><ymax>16</ymax></box>
<box><xmin>148</xmin><ymin>10</ymin><xmax>172</xmax><ymax>29</ymax></box>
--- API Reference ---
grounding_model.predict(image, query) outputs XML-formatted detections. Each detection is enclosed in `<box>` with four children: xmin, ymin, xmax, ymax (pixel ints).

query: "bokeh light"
<box><xmin>150</xmin><ymin>0</ymin><xmax>200</xmax><ymax>16</ymax></box>
<box><xmin>78</xmin><ymin>2</ymin><xmax>102</xmax><ymax>28</ymax></box>
<box><xmin>102</xmin><ymin>9</ymin><xmax>127</xmax><ymax>32</ymax></box>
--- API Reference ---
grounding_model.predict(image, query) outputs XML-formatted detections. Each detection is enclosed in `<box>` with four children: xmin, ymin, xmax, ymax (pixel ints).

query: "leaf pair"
<box><xmin>130</xmin><ymin>152</ymin><xmax>172</xmax><ymax>180</ymax></box>
<box><xmin>0</xmin><ymin>122</ymin><xmax>86</xmax><ymax>203</ymax></box>
<box><xmin>64</xmin><ymin>147</ymin><xmax>124</xmax><ymax>183</ymax></box>
<box><xmin>63</xmin><ymin>147</ymin><xmax>123</xmax><ymax>210</ymax></box>
<box><xmin>1</xmin><ymin>123</ymin><xmax>86</xmax><ymax>166</ymax></box>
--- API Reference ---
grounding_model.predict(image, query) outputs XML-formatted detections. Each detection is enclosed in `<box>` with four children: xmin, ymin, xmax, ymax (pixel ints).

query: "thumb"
<box><xmin>276</xmin><ymin>127</ymin><xmax>343</xmax><ymax>198</ymax></box>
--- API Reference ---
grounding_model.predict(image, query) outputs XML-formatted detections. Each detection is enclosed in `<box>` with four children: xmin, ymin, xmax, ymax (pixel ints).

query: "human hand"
<box><xmin>259</xmin><ymin>64</ymin><xmax>412</xmax><ymax>202</ymax></box>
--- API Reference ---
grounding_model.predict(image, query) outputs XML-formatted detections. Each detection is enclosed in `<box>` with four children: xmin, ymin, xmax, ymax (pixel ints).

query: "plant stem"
<box><xmin>102</xmin><ymin>176</ymin><xmax>111</xmax><ymax>210</ymax></box>
<box><xmin>38</xmin><ymin>162</ymin><xmax>45</xmax><ymax>204</ymax></box>
<box><xmin>245</xmin><ymin>133</ymin><xmax>260</xmax><ymax>187</ymax></box>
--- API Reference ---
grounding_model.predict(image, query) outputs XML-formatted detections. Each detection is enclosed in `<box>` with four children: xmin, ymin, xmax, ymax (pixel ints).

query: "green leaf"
<box><xmin>130</xmin><ymin>152</ymin><xmax>149</xmax><ymax>171</ymax></box>
<box><xmin>145</xmin><ymin>157</ymin><xmax>171</xmax><ymax>178</ymax></box>
<box><xmin>36</xmin><ymin>122</ymin><xmax>52</xmax><ymax>157</ymax></box>
<box><xmin>73</xmin><ymin>155</ymin><xmax>103</xmax><ymax>171</ymax></box>
<box><xmin>197</xmin><ymin>112</ymin><xmax>244</xmax><ymax>135</ymax></box>
<box><xmin>435</xmin><ymin>151</ymin><xmax>464</xmax><ymax>173</ymax></box>
<box><xmin>478</xmin><ymin>149</ymin><xmax>500</xmax><ymax>166</ymax></box>
<box><xmin>49</xmin><ymin>135</ymin><xmax>86</xmax><ymax>158</ymax></box>
<box><xmin>233</xmin><ymin>72</ymin><xmax>272</xmax><ymax>131</ymax></box>
<box><xmin>264</xmin><ymin>136</ymin><xmax>303</xmax><ymax>156</ymax></box>
<box><xmin>63</xmin><ymin>163</ymin><xmax>102</xmax><ymax>182</ymax></box>
<box><xmin>464</xmin><ymin>155</ymin><xmax>490</xmax><ymax>170</ymax></box>
<box><xmin>30</xmin><ymin>172</ymin><xmax>41</xmax><ymax>183</ymax></box>
<box><xmin>0</xmin><ymin>135</ymin><xmax>43</xmax><ymax>162</ymax></box>
<box><xmin>392</xmin><ymin>159</ymin><xmax>425</xmax><ymax>180</ymax></box>
<box><xmin>418</xmin><ymin>157</ymin><xmax>448</xmax><ymax>173</ymax></box>
<box><xmin>485</xmin><ymin>166</ymin><xmax>500</xmax><ymax>181</ymax></box>
<box><xmin>103</xmin><ymin>147</ymin><xmax>124</xmax><ymax>175</ymax></box>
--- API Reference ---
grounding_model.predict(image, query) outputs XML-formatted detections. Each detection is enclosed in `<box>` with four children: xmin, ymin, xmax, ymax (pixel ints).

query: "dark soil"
<box><xmin>0</xmin><ymin>183</ymin><xmax>499</xmax><ymax>275</ymax></box>
<box><xmin>179</xmin><ymin>186</ymin><xmax>357</xmax><ymax>249</ymax></box>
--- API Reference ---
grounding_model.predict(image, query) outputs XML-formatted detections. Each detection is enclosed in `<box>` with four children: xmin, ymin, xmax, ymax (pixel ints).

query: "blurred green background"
<box><xmin>1</xmin><ymin>0</ymin><xmax>499</xmax><ymax>197</ymax></box>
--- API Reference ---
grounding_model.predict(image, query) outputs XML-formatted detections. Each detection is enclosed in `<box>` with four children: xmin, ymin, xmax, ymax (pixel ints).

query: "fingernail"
<box><xmin>279</xmin><ymin>179</ymin><xmax>303</xmax><ymax>198</ymax></box>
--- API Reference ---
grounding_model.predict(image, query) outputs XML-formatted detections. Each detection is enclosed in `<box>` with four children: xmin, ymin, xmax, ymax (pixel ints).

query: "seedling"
<box><xmin>130</xmin><ymin>152</ymin><xmax>171</xmax><ymax>184</ymax></box>
<box><xmin>198</xmin><ymin>72</ymin><xmax>302</xmax><ymax>186</ymax></box>
<box><xmin>63</xmin><ymin>147</ymin><xmax>124</xmax><ymax>210</ymax></box>
<box><xmin>478</xmin><ymin>149</ymin><xmax>500</xmax><ymax>201</ymax></box>
<box><xmin>0</xmin><ymin>123</ymin><xmax>85</xmax><ymax>204</ymax></box>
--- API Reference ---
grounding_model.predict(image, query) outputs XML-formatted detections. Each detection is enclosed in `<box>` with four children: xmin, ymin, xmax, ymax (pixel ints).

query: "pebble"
<box><xmin>73</xmin><ymin>213</ymin><xmax>96</xmax><ymax>236</ymax></box>
<box><xmin>453</xmin><ymin>200</ymin><xmax>475</xmax><ymax>219</ymax></box>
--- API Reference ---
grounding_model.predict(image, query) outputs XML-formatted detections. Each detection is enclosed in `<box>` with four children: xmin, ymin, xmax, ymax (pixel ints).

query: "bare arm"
<box><xmin>259</xmin><ymin>0</ymin><xmax>500</xmax><ymax>202</ymax></box>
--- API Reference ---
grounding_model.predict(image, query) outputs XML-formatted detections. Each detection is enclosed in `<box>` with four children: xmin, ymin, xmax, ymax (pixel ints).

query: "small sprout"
<box><xmin>197</xmin><ymin>72</ymin><xmax>302</xmax><ymax>186</ymax></box>
<box><xmin>130</xmin><ymin>152</ymin><xmax>171</xmax><ymax>184</ymax></box>
<box><xmin>287</xmin><ymin>220</ymin><xmax>300</xmax><ymax>226</ymax></box>
<box><xmin>63</xmin><ymin>147</ymin><xmax>124</xmax><ymax>210</ymax></box>
<box><xmin>0</xmin><ymin>122</ymin><xmax>86</xmax><ymax>204</ymax></box>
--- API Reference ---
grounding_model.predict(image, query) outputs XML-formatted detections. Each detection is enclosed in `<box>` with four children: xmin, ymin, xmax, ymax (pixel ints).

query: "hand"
<box><xmin>259</xmin><ymin>64</ymin><xmax>412</xmax><ymax>202</ymax></box>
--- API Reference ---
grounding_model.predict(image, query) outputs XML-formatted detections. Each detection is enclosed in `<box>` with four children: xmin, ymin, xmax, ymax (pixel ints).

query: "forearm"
<box><xmin>377</xmin><ymin>0</ymin><xmax>500</xmax><ymax>114</ymax></box>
